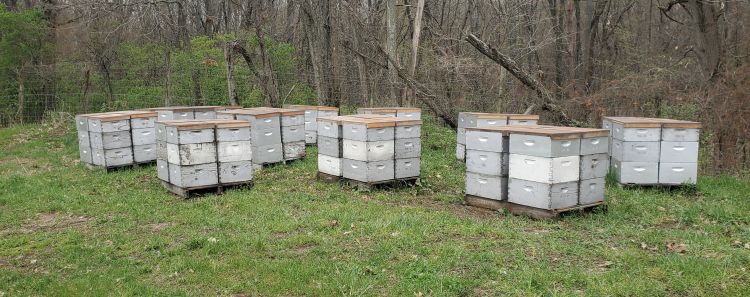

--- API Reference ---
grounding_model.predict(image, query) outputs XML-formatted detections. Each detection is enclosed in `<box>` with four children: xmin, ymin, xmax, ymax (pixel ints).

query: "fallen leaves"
<box><xmin>666</xmin><ymin>241</ymin><xmax>687</xmax><ymax>254</ymax></box>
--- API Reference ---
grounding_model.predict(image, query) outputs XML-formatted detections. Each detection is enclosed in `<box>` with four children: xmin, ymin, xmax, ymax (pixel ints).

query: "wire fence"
<box><xmin>1</xmin><ymin>61</ymin><xmax>748</xmax><ymax>174</ymax></box>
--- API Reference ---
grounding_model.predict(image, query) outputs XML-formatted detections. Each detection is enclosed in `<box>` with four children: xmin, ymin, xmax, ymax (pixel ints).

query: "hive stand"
<box><xmin>464</xmin><ymin>194</ymin><xmax>606</xmax><ymax>220</ymax></box>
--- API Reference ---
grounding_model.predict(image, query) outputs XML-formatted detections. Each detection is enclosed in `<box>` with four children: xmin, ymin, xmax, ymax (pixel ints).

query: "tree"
<box><xmin>0</xmin><ymin>4</ymin><xmax>47</xmax><ymax>123</ymax></box>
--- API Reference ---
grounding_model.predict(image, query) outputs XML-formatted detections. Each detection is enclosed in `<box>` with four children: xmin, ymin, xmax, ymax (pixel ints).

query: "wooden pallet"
<box><xmin>317</xmin><ymin>172</ymin><xmax>341</xmax><ymax>183</ymax></box>
<box><xmin>342</xmin><ymin>177</ymin><xmax>418</xmax><ymax>191</ymax></box>
<box><xmin>616</xmin><ymin>182</ymin><xmax>696</xmax><ymax>189</ymax></box>
<box><xmin>283</xmin><ymin>156</ymin><xmax>307</xmax><ymax>164</ymax></box>
<box><xmin>85</xmin><ymin>161</ymin><xmax>156</xmax><ymax>172</ymax></box>
<box><xmin>464</xmin><ymin>194</ymin><xmax>606</xmax><ymax>220</ymax></box>
<box><xmin>160</xmin><ymin>180</ymin><xmax>254</xmax><ymax>199</ymax></box>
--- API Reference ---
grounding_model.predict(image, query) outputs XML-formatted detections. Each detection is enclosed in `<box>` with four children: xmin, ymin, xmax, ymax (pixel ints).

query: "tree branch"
<box><xmin>465</xmin><ymin>33</ymin><xmax>575</xmax><ymax>125</ymax></box>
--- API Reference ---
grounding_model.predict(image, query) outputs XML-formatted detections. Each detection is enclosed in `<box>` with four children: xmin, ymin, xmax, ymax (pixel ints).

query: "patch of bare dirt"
<box><xmin>142</xmin><ymin>222</ymin><xmax>173</xmax><ymax>232</ymax></box>
<box><xmin>0</xmin><ymin>212</ymin><xmax>92</xmax><ymax>236</ymax></box>
<box><xmin>0</xmin><ymin>157</ymin><xmax>51</xmax><ymax>176</ymax></box>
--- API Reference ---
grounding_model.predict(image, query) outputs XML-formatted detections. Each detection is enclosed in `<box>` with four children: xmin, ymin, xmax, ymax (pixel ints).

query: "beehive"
<box><xmin>157</xmin><ymin>120</ymin><xmax>252</xmax><ymax>192</ymax></box>
<box><xmin>604</xmin><ymin>117</ymin><xmax>700</xmax><ymax>186</ymax></box>
<box><xmin>222</xmin><ymin>108</ymin><xmax>284</xmax><ymax>166</ymax></box>
<box><xmin>456</xmin><ymin>112</ymin><xmax>539</xmax><ymax>161</ymax></box>
<box><xmin>357</xmin><ymin>107</ymin><xmax>422</xmax><ymax>119</ymax></box>
<box><xmin>323</xmin><ymin>116</ymin><xmax>422</xmax><ymax>184</ymax></box>
<box><xmin>283</xmin><ymin>105</ymin><xmax>340</xmax><ymax>144</ymax></box>
<box><xmin>464</xmin><ymin>125</ymin><xmax>608</xmax><ymax>211</ymax></box>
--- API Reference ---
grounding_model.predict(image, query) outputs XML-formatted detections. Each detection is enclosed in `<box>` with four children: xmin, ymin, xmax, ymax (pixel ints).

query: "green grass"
<box><xmin>1</xmin><ymin>117</ymin><xmax>749</xmax><ymax>296</ymax></box>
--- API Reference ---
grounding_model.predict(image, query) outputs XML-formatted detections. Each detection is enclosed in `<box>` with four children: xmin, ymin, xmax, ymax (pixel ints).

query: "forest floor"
<box><xmin>1</xmin><ymin>116</ymin><xmax>749</xmax><ymax>296</ymax></box>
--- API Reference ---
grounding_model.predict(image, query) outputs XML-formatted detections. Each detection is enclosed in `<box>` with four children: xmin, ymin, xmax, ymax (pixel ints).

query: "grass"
<box><xmin>1</xmin><ymin>116</ymin><xmax>749</xmax><ymax>296</ymax></box>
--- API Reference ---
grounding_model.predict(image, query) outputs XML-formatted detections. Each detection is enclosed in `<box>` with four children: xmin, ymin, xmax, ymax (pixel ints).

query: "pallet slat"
<box><xmin>465</xmin><ymin>195</ymin><xmax>606</xmax><ymax>220</ymax></box>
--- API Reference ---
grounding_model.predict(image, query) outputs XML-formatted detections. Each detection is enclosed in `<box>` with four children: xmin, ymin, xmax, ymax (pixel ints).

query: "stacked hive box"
<box><xmin>275</xmin><ymin>108</ymin><xmax>307</xmax><ymax>161</ymax></box>
<box><xmin>217</xmin><ymin>108</ymin><xmax>284</xmax><ymax>168</ymax></box>
<box><xmin>463</xmin><ymin>127</ymin><xmax>510</xmax><ymax>200</ymax></box>
<box><xmin>128</xmin><ymin>111</ymin><xmax>159</xmax><ymax>163</ymax></box>
<box><xmin>157</xmin><ymin>120</ymin><xmax>253</xmax><ymax>196</ymax></box>
<box><xmin>357</xmin><ymin>107</ymin><xmax>422</xmax><ymax>119</ymax></box>
<box><xmin>336</xmin><ymin>117</ymin><xmax>422</xmax><ymax>184</ymax></box>
<box><xmin>456</xmin><ymin>113</ymin><xmax>539</xmax><ymax>161</ymax></box>
<box><xmin>77</xmin><ymin>113</ymin><xmax>133</xmax><ymax>168</ymax></box>
<box><xmin>464</xmin><ymin>125</ymin><xmax>609</xmax><ymax>211</ymax></box>
<box><xmin>605</xmin><ymin>117</ymin><xmax>700</xmax><ymax>185</ymax></box>
<box><xmin>146</xmin><ymin>106</ymin><xmax>238</xmax><ymax>122</ymax></box>
<box><xmin>283</xmin><ymin>105</ymin><xmax>340</xmax><ymax>144</ymax></box>
<box><xmin>316</xmin><ymin>116</ymin><xmax>348</xmax><ymax>179</ymax></box>
<box><xmin>507</xmin><ymin>128</ymin><xmax>582</xmax><ymax>210</ymax></box>
<box><xmin>316</xmin><ymin>115</ymin><xmax>398</xmax><ymax>179</ymax></box>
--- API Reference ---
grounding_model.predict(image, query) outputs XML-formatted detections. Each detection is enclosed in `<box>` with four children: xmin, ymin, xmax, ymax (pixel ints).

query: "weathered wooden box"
<box><xmin>133</xmin><ymin>144</ymin><xmax>157</xmax><ymax>163</ymax></box>
<box><xmin>318</xmin><ymin>154</ymin><xmax>343</xmax><ymax>176</ymax></box>
<box><xmin>168</xmin><ymin>162</ymin><xmax>218</xmax><ymax>188</ymax></box>
<box><xmin>579</xmin><ymin>177</ymin><xmax>605</xmax><ymax>205</ymax></box>
<box><xmin>659</xmin><ymin>141</ymin><xmax>699</xmax><ymax>163</ymax></box>
<box><xmin>252</xmin><ymin>144</ymin><xmax>284</xmax><ymax>164</ymax></box>
<box><xmin>166</xmin><ymin>142</ymin><xmax>217</xmax><ymax>165</ymax></box>
<box><xmin>509</xmin><ymin>133</ymin><xmax>580</xmax><ymax>158</ymax></box>
<box><xmin>395</xmin><ymin>138</ymin><xmax>421</xmax><ymax>159</ymax></box>
<box><xmin>658</xmin><ymin>162</ymin><xmax>697</xmax><ymax>184</ymax></box>
<box><xmin>342</xmin><ymin>121</ymin><xmax>395</xmax><ymax>142</ymax></box>
<box><xmin>465</xmin><ymin>172</ymin><xmax>507</xmax><ymax>200</ymax></box>
<box><xmin>318</xmin><ymin>136</ymin><xmax>343</xmax><ymax>157</ymax></box>
<box><xmin>395</xmin><ymin>157</ymin><xmax>420</xmax><ymax>179</ymax></box>
<box><xmin>610</xmin><ymin>140</ymin><xmax>660</xmax><ymax>162</ymax></box>
<box><xmin>466</xmin><ymin>150</ymin><xmax>505</xmax><ymax>176</ymax></box>
<box><xmin>611</xmin><ymin>121</ymin><xmax>661</xmax><ymax>142</ymax></box>
<box><xmin>342</xmin><ymin>159</ymin><xmax>395</xmax><ymax>182</ymax></box>
<box><xmin>580</xmin><ymin>153</ymin><xmax>609</xmax><ymax>180</ymax></box>
<box><xmin>219</xmin><ymin>161</ymin><xmax>253</xmax><ymax>184</ymax></box>
<box><xmin>281</xmin><ymin>125</ymin><xmax>305</xmax><ymax>143</ymax></box>
<box><xmin>283</xmin><ymin>141</ymin><xmax>306</xmax><ymax>160</ymax></box>
<box><xmin>305</xmin><ymin>131</ymin><xmax>317</xmax><ymax>144</ymax></box>
<box><xmin>217</xmin><ymin>141</ymin><xmax>252</xmax><ymax>162</ymax></box>
<box><xmin>507</xmin><ymin>115</ymin><xmax>539</xmax><ymax>126</ymax></box>
<box><xmin>610</xmin><ymin>159</ymin><xmax>659</xmax><ymax>184</ymax></box>
<box><xmin>508</xmin><ymin>154</ymin><xmax>580</xmax><ymax>184</ymax></box>
<box><xmin>465</xmin><ymin>129</ymin><xmax>507</xmax><ymax>152</ymax></box>
<box><xmin>343</xmin><ymin>139</ymin><xmax>394</xmax><ymax>161</ymax></box>
<box><xmin>394</xmin><ymin>120</ymin><xmax>421</xmax><ymax>139</ymax></box>
<box><xmin>89</xmin><ymin>131</ymin><xmax>132</xmax><ymax>149</ymax></box>
<box><xmin>92</xmin><ymin>147</ymin><xmax>134</xmax><ymax>167</ymax></box>
<box><xmin>157</xmin><ymin>108</ymin><xmax>194</xmax><ymax>121</ymax></box>
<box><xmin>508</xmin><ymin>178</ymin><xmax>578</xmax><ymax>210</ymax></box>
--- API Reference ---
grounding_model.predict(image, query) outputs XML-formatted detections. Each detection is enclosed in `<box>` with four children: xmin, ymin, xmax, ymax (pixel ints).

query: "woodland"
<box><xmin>0</xmin><ymin>0</ymin><xmax>748</xmax><ymax>173</ymax></box>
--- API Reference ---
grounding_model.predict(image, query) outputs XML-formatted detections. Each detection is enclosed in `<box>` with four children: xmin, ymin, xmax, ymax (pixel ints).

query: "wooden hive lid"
<box><xmin>393</xmin><ymin>118</ymin><xmax>422</xmax><ymax>126</ymax></box>
<box><xmin>318</xmin><ymin>115</ymin><xmax>362</xmax><ymax>124</ymax></box>
<box><xmin>162</xmin><ymin>120</ymin><xmax>216</xmax><ymax>130</ymax></box>
<box><xmin>125</xmin><ymin>110</ymin><xmax>158</xmax><ymax>118</ymax></box>
<box><xmin>230</xmin><ymin>108</ymin><xmax>280</xmax><ymax>118</ymax></box>
<box><xmin>507</xmin><ymin>114</ymin><xmax>540</xmax><ymax>120</ymax></box>
<box><xmin>317</xmin><ymin>106</ymin><xmax>339</xmax><ymax>111</ymax></box>
<box><xmin>202</xmin><ymin>119</ymin><xmax>251</xmax><ymax>128</ymax></box>
<box><xmin>145</xmin><ymin>106</ymin><xmax>194</xmax><ymax>112</ymax></box>
<box><xmin>349</xmin><ymin>114</ymin><xmax>391</xmax><ymax>119</ymax></box>
<box><xmin>358</xmin><ymin>107</ymin><xmax>398</xmax><ymax>114</ymax></box>
<box><xmin>191</xmin><ymin>105</ymin><xmax>225</xmax><ymax>111</ymax></box>
<box><xmin>465</xmin><ymin>124</ymin><xmax>548</xmax><ymax>134</ymax></box>
<box><xmin>660</xmin><ymin>119</ymin><xmax>702</xmax><ymax>129</ymax></box>
<box><xmin>470</xmin><ymin>125</ymin><xmax>582</xmax><ymax>139</ymax></box>
<box><xmin>340</xmin><ymin>117</ymin><xmax>397</xmax><ymax>128</ymax></box>
<box><xmin>86</xmin><ymin>112</ymin><xmax>131</xmax><ymax>121</ymax></box>
<box><xmin>535</xmin><ymin>126</ymin><xmax>609</xmax><ymax>138</ymax></box>
<box><xmin>606</xmin><ymin>117</ymin><xmax>663</xmax><ymax>128</ymax></box>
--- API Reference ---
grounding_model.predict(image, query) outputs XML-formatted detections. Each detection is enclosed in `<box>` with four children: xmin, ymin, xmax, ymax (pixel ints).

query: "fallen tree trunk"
<box><xmin>465</xmin><ymin>34</ymin><xmax>576</xmax><ymax>125</ymax></box>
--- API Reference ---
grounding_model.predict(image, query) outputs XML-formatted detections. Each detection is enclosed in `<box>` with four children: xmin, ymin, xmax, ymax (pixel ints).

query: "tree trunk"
<box><xmin>16</xmin><ymin>66</ymin><xmax>25</xmax><ymax>124</ymax></box>
<box><xmin>405</xmin><ymin>0</ymin><xmax>425</xmax><ymax>107</ymax></box>
<box><xmin>547</xmin><ymin>0</ymin><xmax>565</xmax><ymax>97</ymax></box>
<box><xmin>301</xmin><ymin>2</ymin><xmax>324</xmax><ymax>105</ymax></box>
<box><xmin>385</xmin><ymin>0</ymin><xmax>399</xmax><ymax>106</ymax></box>
<box><xmin>177</xmin><ymin>2</ymin><xmax>203</xmax><ymax>106</ymax></box>
<box><xmin>165</xmin><ymin>50</ymin><xmax>172</xmax><ymax>106</ymax></box>
<box><xmin>81</xmin><ymin>67</ymin><xmax>91</xmax><ymax>113</ymax></box>
<box><xmin>224</xmin><ymin>43</ymin><xmax>238</xmax><ymax>105</ymax></box>
<box><xmin>319</xmin><ymin>0</ymin><xmax>337</xmax><ymax>106</ymax></box>
<box><xmin>686</xmin><ymin>0</ymin><xmax>725</xmax><ymax>79</ymax></box>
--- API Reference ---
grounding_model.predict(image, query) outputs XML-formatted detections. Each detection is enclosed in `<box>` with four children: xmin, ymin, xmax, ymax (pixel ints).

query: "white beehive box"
<box><xmin>231</xmin><ymin>108</ymin><xmax>284</xmax><ymax>165</ymax></box>
<box><xmin>465</xmin><ymin>172</ymin><xmax>507</xmax><ymax>200</ymax></box>
<box><xmin>508</xmin><ymin>178</ymin><xmax>579</xmax><ymax>210</ymax></box>
<box><xmin>342</xmin><ymin>159</ymin><xmax>395</xmax><ymax>182</ymax></box>
<box><xmin>86</xmin><ymin>113</ymin><xmax>134</xmax><ymax>167</ymax></box>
